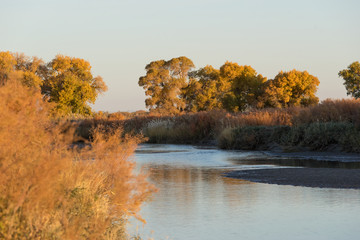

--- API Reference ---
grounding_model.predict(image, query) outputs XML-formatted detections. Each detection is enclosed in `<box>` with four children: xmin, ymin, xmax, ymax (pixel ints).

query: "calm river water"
<box><xmin>131</xmin><ymin>144</ymin><xmax>360</xmax><ymax>240</ymax></box>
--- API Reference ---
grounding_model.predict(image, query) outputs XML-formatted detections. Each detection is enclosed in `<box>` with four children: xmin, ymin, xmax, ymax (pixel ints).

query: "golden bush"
<box><xmin>0</xmin><ymin>80</ymin><xmax>155</xmax><ymax>239</ymax></box>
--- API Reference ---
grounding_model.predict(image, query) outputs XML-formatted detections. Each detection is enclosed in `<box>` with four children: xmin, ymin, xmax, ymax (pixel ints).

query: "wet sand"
<box><xmin>225</xmin><ymin>168</ymin><xmax>360</xmax><ymax>189</ymax></box>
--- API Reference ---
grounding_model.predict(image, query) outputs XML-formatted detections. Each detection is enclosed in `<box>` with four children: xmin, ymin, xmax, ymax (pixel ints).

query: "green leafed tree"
<box><xmin>44</xmin><ymin>55</ymin><xmax>107</xmax><ymax>116</ymax></box>
<box><xmin>338</xmin><ymin>61</ymin><xmax>360</xmax><ymax>99</ymax></box>
<box><xmin>260</xmin><ymin>69</ymin><xmax>319</xmax><ymax>108</ymax></box>
<box><xmin>138</xmin><ymin>56</ymin><xmax>194</xmax><ymax>114</ymax></box>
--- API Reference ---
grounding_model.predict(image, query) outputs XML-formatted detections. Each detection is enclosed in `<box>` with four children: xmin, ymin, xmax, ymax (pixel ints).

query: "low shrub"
<box><xmin>73</xmin><ymin>99</ymin><xmax>360</xmax><ymax>152</ymax></box>
<box><xmin>302</xmin><ymin>122</ymin><xmax>354</xmax><ymax>150</ymax></box>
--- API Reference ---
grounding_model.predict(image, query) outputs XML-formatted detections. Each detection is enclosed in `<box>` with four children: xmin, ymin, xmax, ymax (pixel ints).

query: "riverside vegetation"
<box><xmin>77</xmin><ymin>57</ymin><xmax>360</xmax><ymax>153</ymax></box>
<box><xmin>0</xmin><ymin>57</ymin><xmax>155</xmax><ymax>239</ymax></box>
<box><xmin>82</xmin><ymin>98</ymin><xmax>360</xmax><ymax>153</ymax></box>
<box><xmin>135</xmin><ymin>57</ymin><xmax>360</xmax><ymax>152</ymax></box>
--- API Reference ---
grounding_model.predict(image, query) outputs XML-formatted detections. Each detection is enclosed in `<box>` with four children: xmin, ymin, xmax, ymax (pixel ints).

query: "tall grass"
<box><xmin>136</xmin><ymin>109</ymin><xmax>293</xmax><ymax>144</ymax></box>
<box><xmin>0</xmin><ymin>80</ymin><xmax>155</xmax><ymax>239</ymax></box>
<box><xmin>72</xmin><ymin>99</ymin><xmax>360</xmax><ymax>152</ymax></box>
<box><xmin>218</xmin><ymin>123</ymin><xmax>360</xmax><ymax>152</ymax></box>
<box><xmin>293</xmin><ymin>99</ymin><xmax>360</xmax><ymax>125</ymax></box>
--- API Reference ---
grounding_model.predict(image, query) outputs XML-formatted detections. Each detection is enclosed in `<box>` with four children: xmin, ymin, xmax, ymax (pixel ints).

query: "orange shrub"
<box><xmin>0</xmin><ymin>80</ymin><xmax>155</xmax><ymax>239</ymax></box>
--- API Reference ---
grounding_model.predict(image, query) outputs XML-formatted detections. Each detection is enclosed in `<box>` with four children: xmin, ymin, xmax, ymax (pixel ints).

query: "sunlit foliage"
<box><xmin>0</xmin><ymin>51</ymin><xmax>107</xmax><ymax>117</ymax></box>
<box><xmin>220</xmin><ymin>62</ymin><xmax>266</xmax><ymax>112</ymax></box>
<box><xmin>0</xmin><ymin>79</ymin><xmax>154</xmax><ymax>239</ymax></box>
<box><xmin>0</xmin><ymin>51</ymin><xmax>16</xmax><ymax>85</ymax></box>
<box><xmin>138</xmin><ymin>56</ymin><xmax>195</xmax><ymax>114</ymax></box>
<box><xmin>260</xmin><ymin>69</ymin><xmax>319</xmax><ymax>108</ymax></box>
<box><xmin>140</xmin><ymin>58</ymin><xmax>320</xmax><ymax>113</ymax></box>
<box><xmin>184</xmin><ymin>62</ymin><xmax>266</xmax><ymax>112</ymax></box>
<box><xmin>44</xmin><ymin>55</ymin><xmax>108</xmax><ymax>116</ymax></box>
<box><xmin>185</xmin><ymin>65</ymin><xmax>221</xmax><ymax>111</ymax></box>
<box><xmin>0</xmin><ymin>51</ymin><xmax>46</xmax><ymax>89</ymax></box>
<box><xmin>338</xmin><ymin>61</ymin><xmax>360</xmax><ymax>99</ymax></box>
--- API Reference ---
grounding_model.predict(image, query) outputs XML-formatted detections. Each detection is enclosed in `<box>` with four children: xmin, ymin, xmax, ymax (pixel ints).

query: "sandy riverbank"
<box><xmin>262</xmin><ymin>150</ymin><xmax>360</xmax><ymax>162</ymax></box>
<box><xmin>225</xmin><ymin>150</ymin><xmax>360</xmax><ymax>189</ymax></box>
<box><xmin>225</xmin><ymin>168</ymin><xmax>360</xmax><ymax>189</ymax></box>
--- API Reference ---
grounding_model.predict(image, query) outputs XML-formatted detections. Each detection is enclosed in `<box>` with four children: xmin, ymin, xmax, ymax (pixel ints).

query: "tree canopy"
<box><xmin>0</xmin><ymin>51</ymin><xmax>17</xmax><ymax>85</ymax></box>
<box><xmin>260</xmin><ymin>70</ymin><xmax>319</xmax><ymax>108</ymax></box>
<box><xmin>44</xmin><ymin>55</ymin><xmax>107</xmax><ymax>116</ymax></box>
<box><xmin>183</xmin><ymin>62</ymin><xmax>266</xmax><ymax>112</ymax></box>
<box><xmin>139</xmin><ymin>57</ymin><xmax>321</xmax><ymax>113</ymax></box>
<box><xmin>220</xmin><ymin>62</ymin><xmax>267</xmax><ymax>112</ymax></box>
<box><xmin>339</xmin><ymin>61</ymin><xmax>360</xmax><ymax>99</ymax></box>
<box><xmin>138</xmin><ymin>56</ymin><xmax>194</xmax><ymax>114</ymax></box>
<box><xmin>184</xmin><ymin>65</ymin><xmax>221</xmax><ymax>112</ymax></box>
<box><xmin>0</xmin><ymin>51</ymin><xmax>107</xmax><ymax>116</ymax></box>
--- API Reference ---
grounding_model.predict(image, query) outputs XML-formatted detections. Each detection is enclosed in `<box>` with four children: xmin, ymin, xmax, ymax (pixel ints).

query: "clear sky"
<box><xmin>1</xmin><ymin>0</ymin><xmax>359</xmax><ymax>112</ymax></box>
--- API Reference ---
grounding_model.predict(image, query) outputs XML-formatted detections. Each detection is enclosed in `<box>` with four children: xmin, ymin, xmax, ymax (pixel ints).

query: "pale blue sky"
<box><xmin>1</xmin><ymin>0</ymin><xmax>360</xmax><ymax>112</ymax></box>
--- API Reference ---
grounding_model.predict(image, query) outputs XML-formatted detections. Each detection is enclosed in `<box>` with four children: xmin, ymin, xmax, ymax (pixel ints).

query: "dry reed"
<box><xmin>0</xmin><ymin>80</ymin><xmax>155</xmax><ymax>239</ymax></box>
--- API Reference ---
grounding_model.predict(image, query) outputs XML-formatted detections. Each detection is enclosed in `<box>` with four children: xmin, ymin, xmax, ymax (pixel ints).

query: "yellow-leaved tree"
<box><xmin>1</xmin><ymin>51</ymin><xmax>107</xmax><ymax>117</ymax></box>
<box><xmin>184</xmin><ymin>65</ymin><xmax>221</xmax><ymax>112</ymax></box>
<box><xmin>220</xmin><ymin>62</ymin><xmax>266</xmax><ymax>112</ymax></box>
<box><xmin>43</xmin><ymin>55</ymin><xmax>108</xmax><ymax>116</ymax></box>
<box><xmin>185</xmin><ymin>62</ymin><xmax>266</xmax><ymax>112</ymax></box>
<box><xmin>138</xmin><ymin>56</ymin><xmax>195</xmax><ymax>114</ymax></box>
<box><xmin>260</xmin><ymin>69</ymin><xmax>319</xmax><ymax>108</ymax></box>
<box><xmin>0</xmin><ymin>51</ymin><xmax>44</xmax><ymax>89</ymax></box>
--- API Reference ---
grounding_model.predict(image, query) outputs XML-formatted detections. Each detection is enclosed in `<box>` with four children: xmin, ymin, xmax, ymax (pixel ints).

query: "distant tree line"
<box><xmin>138</xmin><ymin>56</ymin><xmax>322</xmax><ymax>114</ymax></box>
<box><xmin>0</xmin><ymin>51</ymin><xmax>107</xmax><ymax>116</ymax></box>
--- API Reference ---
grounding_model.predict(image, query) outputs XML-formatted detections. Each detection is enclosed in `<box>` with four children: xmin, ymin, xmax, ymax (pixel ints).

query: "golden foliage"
<box><xmin>261</xmin><ymin>69</ymin><xmax>319</xmax><ymax>108</ymax></box>
<box><xmin>46</xmin><ymin>55</ymin><xmax>108</xmax><ymax>116</ymax></box>
<box><xmin>139</xmin><ymin>58</ymin><xmax>321</xmax><ymax>113</ymax></box>
<box><xmin>138</xmin><ymin>56</ymin><xmax>195</xmax><ymax>114</ymax></box>
<box><xmin>0</xmin><ymin>80</ymin><xmax>154</xmax><ymax>239</ymax></box>
<box><xmin>0</xmin><ymin>51</ymin><xmax>17</xmax><ymax>85</ymax></box>
<box><xmin>0</xmin><ymin>51</ymin><xmax>107</xmax><ymax>117</ymax></box>
<box><xmin>185</xmin><ymin>62</ymin><xmax>266</xmax><ymax>112</ymax></box>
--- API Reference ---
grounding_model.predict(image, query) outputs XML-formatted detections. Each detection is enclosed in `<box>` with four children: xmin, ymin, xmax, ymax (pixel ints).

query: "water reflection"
<box><xmin>132</xmin><ymin>144</ymin><xmax>360</xmax><ymax>240</ymax></box>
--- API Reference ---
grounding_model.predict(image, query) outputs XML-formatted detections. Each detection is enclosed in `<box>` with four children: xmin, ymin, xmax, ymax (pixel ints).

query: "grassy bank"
<box><xmin>218</xmin><ymin>123</ymin><xmax>360</xmax><ymax>152</ymax></box>
<box><xmin>71</xmin><ymin>99</ymin><xmax>360</xmax><ymax>152</ymax></box>
<box><xmin>217</xmin><ymin>99</ymin><xmax>360</xmax><ymax>152</ymax></box>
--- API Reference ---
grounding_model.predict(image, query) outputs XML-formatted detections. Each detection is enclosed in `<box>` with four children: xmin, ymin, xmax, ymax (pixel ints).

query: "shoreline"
<box><xmin>225</xmin><ymin>148</ymin><xmax>360</xmax><ymax>189</ymax></box>
<box><xmin>139</xmin><ymin>143</ymin><xmax>360</xmax><ymax>189</ymax></box>
<box><xmin>225</xmin><ymin>168</ymin><xmax>360</xmax><ymax>189</ymax></box>
<box><xmin>261</xmin><ymin>149</ymin><xmax>360</xmax><ymax>162</ymax></box>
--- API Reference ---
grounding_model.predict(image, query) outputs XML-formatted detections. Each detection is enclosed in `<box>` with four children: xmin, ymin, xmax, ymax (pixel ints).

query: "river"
<box><xmin>131</xmin><ymin>144</ymin><xmax>360</xmax><ymax>240</ymax></box>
